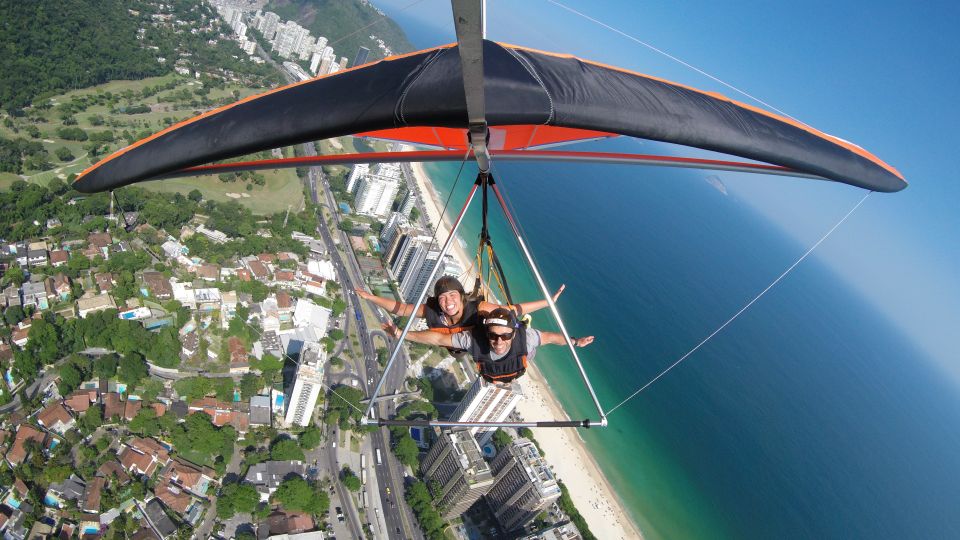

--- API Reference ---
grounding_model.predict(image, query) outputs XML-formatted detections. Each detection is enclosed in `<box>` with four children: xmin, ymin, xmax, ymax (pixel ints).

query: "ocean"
<box><xmin>374</xmin><ymin>7</ymin><xmax>960</xmax><ymax>538</ymax></box>
<box><xmin>419</xmin><ymin>137</ymin><xmax>960</xmax><ymax>539</ymax></box>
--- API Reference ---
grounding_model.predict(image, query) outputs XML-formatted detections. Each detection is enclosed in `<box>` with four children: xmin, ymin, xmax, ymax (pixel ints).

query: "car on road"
<box><xmin>385</xmin><ymin>487</ymin><xmax>390</xmax><ymax>495</ymax></box>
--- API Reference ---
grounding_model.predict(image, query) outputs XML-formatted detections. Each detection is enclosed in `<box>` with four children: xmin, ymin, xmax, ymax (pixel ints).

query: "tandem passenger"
<box><xmin>384</xmin><ymin>307</ymin><xmax>594</xmax><ymax>383</ymax></box>
<box><xmin>355</xmin><ymin>275</ymin><xmax>564</xmax><ymax>338</ymax></box>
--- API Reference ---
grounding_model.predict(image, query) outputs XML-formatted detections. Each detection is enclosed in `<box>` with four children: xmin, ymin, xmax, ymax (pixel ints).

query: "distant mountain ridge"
<box><xmin>265</xmin><ymin>0</ymin><xmax>415</xmax><ymax>64</ymax></box>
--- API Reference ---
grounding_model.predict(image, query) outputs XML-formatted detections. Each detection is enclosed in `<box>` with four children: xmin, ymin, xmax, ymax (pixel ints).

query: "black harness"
<box><xmin>468</xmin><ymin>325</ymin><xmax>528</xmax><ymax>383</ymax></box>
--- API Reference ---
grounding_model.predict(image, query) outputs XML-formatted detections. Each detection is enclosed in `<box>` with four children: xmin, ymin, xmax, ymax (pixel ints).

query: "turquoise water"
<box><xmin>421</xmin><ymin>138</ymin><xmax>960</xmax><ymax>539</ymax></box>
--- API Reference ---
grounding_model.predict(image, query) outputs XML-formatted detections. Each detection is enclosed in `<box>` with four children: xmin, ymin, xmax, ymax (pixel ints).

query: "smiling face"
<box><xmin>486</xmin><ymin>326</ymin><xmax>516</xmax><ymax>355</ymax></box>
<box><xmin>437</xmin><ymin>290</ymin><xmax>463</xmax><ymax>321</ymax></box>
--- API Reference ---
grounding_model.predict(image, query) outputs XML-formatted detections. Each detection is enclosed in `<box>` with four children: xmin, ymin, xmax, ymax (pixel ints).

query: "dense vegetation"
<box><xmin>558</xmin><ymin>480</ymin><xmax>597</xmax><ymax>540</ymax></box>
<box><xmin>266</xmin><ymin>0</ymin><xmax>414</xmax><ymax>64</ymax></box>
<box><xmin>0</xmin><ymin>0</ymin><xmax>166</xmax><ymax>112</ymax></box>
<box><xmin>406</xmin><ymin>480</ymin><xmax>447</xmax><ymax>540</ymax></box>
<box><xmin>11</xmin><ymin>309</ymin><xmax>180</xmax><ymax>385</ymax></box>
<box><xmin>0</xmin><ymin>0</ymin><xmax>280</xmax><ymax>114</ymax></box>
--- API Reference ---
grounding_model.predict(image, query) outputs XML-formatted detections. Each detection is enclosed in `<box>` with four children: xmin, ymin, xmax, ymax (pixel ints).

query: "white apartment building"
<box><xmin>450</xmin><ymin>378</ymin><xmax>524</xmax><ymax>445</ymax></box>
<box><xmin>284</xmin><ymin>343</ymin><xmax>325</xmax><ymax>426</ymax></box>
<box><xmin>354</xmin><ymin>172</ymin><xmax>401</xmax><ymax>218</ymax></box>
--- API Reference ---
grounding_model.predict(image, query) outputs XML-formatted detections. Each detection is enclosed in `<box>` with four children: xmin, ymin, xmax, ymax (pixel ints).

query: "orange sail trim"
<box><xmin>356</xmin><ymin>125</ymin><xmax>617</xmax><ymax>151</ymax></box>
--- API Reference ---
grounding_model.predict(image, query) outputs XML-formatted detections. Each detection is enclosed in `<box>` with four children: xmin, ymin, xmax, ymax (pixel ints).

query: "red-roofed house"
<box><xmin>124</xmin><ymin>400</ymin><xmax>142</xmax><ymax>422</ymax></box>
<box><xmin>64</xmin><ymin>390</ymin><xmax>98</xmax><ymax>413</ymax></box>
<box><xmin>83</xmin><ymin>477</ymin><xmax>105</xmax><ymax>513</ymax></box>
<box><xmin>95</xmin><ymin>272</ymin><xmax>115</xmax><ymax>292</ymax></box>
<box><xmin>88</xmin><ymin>232</ymin><xmax>112</xmax><ymax>250</ymax></box>
<box><xmin>265</xmin><ymin>511</ymin><xmax>315</xmax><ymax>535</ymax></box>
<box><xmin>227</xmin><ymin>337</ymin><xmax>249</xmax><ymax>374</ymax></box>
<box><xmin>188</xmin><ymin>398</ymin><xmax>249</xmax><ymax>433</ymax></box>
<box><xmin>50</xmin><ymin>250</ymin><xmax>69</xmax><ymax>267</ymax></box>
<box><xmin>36</xmin><ymin>403</ymin><xmax>75</xmax><ymax>434</ymax></box>
<box><xmin>119</xmin><ymin>437</ymin><xmax>170</xmax><ymax>477</ymax></box>
<box><xmin>151</xmin><ymin>402</ymin><xmax>167</xmax><ymax>417</ymax></box>
<box><xmin>11</xmin><ymin>327</ymin><xmax>29</xmax><ymax>348</ymax></box>
<box><xmin>246</xmin><ymin>260</ymin><xmax>270</xmax><ymax>280</ymax></box>
<box><xmin>195</xmin><ymin>264</ymin><xmax>219</xmax><ymax>281</ymax></box>
<box><xmin>162</xmin><ymin>460</ymin><xmax>215</xmax><ymax>497</ymax></box>
<box><xmin>236</xmin><ymin>268</ymin><xmax>252</xmax><ymax>282</ymax></box>
<box><xmin>97</xmin><ymin>460</ymin><xmax>131</xmax><ymax>485</ymax></box>
<box><xmin>103</xmin><ymin>393</ymin><xmax>124</xmax><ymax>421</ymax></box>
<box><xmin>257</xmin><ymin>253</ymin><xmax>277</xmax><ymax>264</ymax></box>
<box><xmin>156</xmin><ymin>484</ymin><xmax>193</xmax><ymax>515</ymax></box>
<box><xmin>6</xmin><ymin>424</ymin><xmax>47</xmax><ymax>465</ymax></box>
<box><xmin>273</xmin><ymin>270</ymin><xmax>295</xmax><ymax>288</ymax></box>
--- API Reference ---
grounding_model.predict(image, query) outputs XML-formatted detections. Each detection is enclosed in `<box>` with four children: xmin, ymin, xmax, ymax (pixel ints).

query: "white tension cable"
<box><xmin>605</xmin><ymin>191</ymin><xmax>873</xmax><ymax>416</ymax></box>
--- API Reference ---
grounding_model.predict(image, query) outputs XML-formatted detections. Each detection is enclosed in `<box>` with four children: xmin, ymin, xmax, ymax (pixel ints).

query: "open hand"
<box><xmin>382</xmin><ymin>322</ymin><xmax>400</xmax><ymax>339</ymax></box>
<box><xmin>552</xmin><ymin>284</ymin><xmax>566</xmax><ymax>303</ymax></box>
<box><xmin>573</xmin><ymin>336</ymin><xmax>594</xmax><ymax>347</ymax></box>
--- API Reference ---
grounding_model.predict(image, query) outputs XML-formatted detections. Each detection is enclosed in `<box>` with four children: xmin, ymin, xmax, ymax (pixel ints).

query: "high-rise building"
<box><xmin>314</xmin><ymin>37</ymin><xmax>328</xmax><ymax>54</ymax></box>
<box><xmin>421</xmin><ymin>429</ymin><xmax>494</xmax><ymax>519</ymax></box>
<box><xmin>274</xmin><ymin>22</ymin><xmax>309</xmax><ymax>59</ymax></box>
<box><xmin>389</xmin><ymin>234</ymin><xmax>432</xmax><ymax>285</ymax></box>
<box><xmin>346</xmin><ymin>163</ymin><xmax>369</xmax><ymax>194</ymax></box>
<box><xmin>486</xmin><ymin>438</ymin><xmax>561</xmax><ymax>532</ymax></box>
<box><xmin>261</xmin><ymin>12</ymin><xmax>281</xmax><ymax>40</ymax></box>
<box><xmin>354</xmin><ymin>170</ymin><xmax>401</xmax><ymax>218</ymax></box>
<box><xmin>399</xmin><ymin>189</ymin><xmax>417</xmax><ymax>217</ymax></box>
<box><xmin>339</xmin><ymin>57</ymin><xmax>349</xmax><ymax>70</ymax></box>
<box><xmin>380</xmin><ymin>211</ymin><xmax>409</xmax><ymax>249</ymax></box>
<box><xmin>298</xmin><ymin>36</ymin><xmax>316</xmax><ymax>60</ymax></box>
<box><xmin>284</xmin><ymin>343</ymin><xmax>325</xmax><ymax>426</ymax></box>
<box><xmin>450</xmin><ymin>378</ymin><xmax>524</xmax><ymax>445</ymax></box>
<box><xmin>399</xmin><ymin>247</ymin><xmax>443</xmax><ymax>303</ymax></box>
<box><xmin>318</xmin><ymin>47</ymin><xmax>336</xmax><ymax>75</ymax></box>
<box><xmin>353</xmin><ymin>46</ymin><xmax>371</xmax><ymax>67</ymax></box>
<box><xmin>234</xmin><ymin>21</ymin><xmax>248</xmax><ymax>39</ymax></box>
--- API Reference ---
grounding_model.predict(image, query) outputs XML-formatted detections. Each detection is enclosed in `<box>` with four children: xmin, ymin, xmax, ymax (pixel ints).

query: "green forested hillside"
<box><xmin>0</xmin><ymin>0</ymin><xmax>167</xmax><ymax>113</ymax></box>
<box><xmin>267</xmin><ymin>0</ymin><xmax>415</xmax><ymax>64</ymax></box>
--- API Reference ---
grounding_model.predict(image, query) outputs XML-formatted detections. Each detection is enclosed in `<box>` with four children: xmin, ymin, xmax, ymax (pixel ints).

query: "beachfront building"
<box><xmin>387</xmin><ymin>233</ymin><xmax>432</xmax><ymax>285</ymax></box>
<box><xmin>284</xmin><ymin>343</ymin><xmax>325</xmax><ymax>427</ymax></box>
<box><xmin>354</xmin><ymin>164</ymin><xmax>402</xmax><ymax>218</ymax></box>
<box><xmin>450</xmin><ymin>378</ymin><xmax>524</xmax><ymax>445</ymax></box>
<box><xmin>399</xmin><ymin>247</ymin><xmax>444</xmax><ymax>303</ymax></box>
<box><xmin>486</xmin><ymin>438</ymin><xmax>562</xmax><ymax>532</ymax></box>
<box><xmin>346</xmin><ymin>163</ymin><xmax>369</xmax><ymax>194</ymax></box>
<box><xmin>421</xmin><ymin>428</ymin><xmax>494</xmax><ymax>519</ymax></box>
<box><xmin>380</xmin><ymin>211</ymin><xmax>409</xmax><ymax>249</ymax></box>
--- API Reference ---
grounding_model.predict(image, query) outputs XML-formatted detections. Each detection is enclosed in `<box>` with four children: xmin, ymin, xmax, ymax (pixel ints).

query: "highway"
<box><xmin>300</xmin><ymin>140</ymin><xmax>423</xmax><ymax>540</ymax></box>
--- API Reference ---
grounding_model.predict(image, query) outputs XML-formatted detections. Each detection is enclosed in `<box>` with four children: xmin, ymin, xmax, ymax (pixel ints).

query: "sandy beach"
<box><xmin>405</xmin><ymin>153</ymin><xmax>644</xmax><ymax>540</ymax></box>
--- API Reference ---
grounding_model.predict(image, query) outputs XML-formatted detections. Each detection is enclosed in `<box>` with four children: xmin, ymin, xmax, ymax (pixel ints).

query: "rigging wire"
<box><xmin>543</xmin><ymin>0</ymin><xmax>806</xmax><ymax>125</ymax></box>
<box><xmin>605</xmin><ymin>191</ymin><xmax>874</xmax><ymax>416</ymax></box>
<box><xmin>327</xmin><ymin>0</ymin><xmax>432</xmax><ymax>51</ymax></box>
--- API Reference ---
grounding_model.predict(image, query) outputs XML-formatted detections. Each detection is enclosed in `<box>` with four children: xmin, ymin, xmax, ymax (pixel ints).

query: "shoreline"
<box><xmin>404</xmin><ymin>153</ymin><xmax>644</xmax><ymax>540</ymax></box>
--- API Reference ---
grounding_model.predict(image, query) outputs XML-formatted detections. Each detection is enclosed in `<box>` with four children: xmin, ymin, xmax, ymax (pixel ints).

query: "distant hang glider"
<box><xmin>73</xmin><ymin>41</ymin><xmax>905</xmax><ymax>193</ymax></box>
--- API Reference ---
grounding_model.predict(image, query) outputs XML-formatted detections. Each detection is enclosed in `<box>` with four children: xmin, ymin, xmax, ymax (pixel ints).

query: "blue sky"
<box><xmin>375</xmin><ymin>0</ymin><xmax>959</xmax><ymax>379</ymax></box>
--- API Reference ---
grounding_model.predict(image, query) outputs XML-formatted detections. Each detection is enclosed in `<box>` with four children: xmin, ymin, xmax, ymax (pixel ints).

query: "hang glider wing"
<box><xmin>74</xmin><ymin>40</ymin><xmax>905</xmax><ymax>193</ymax></box>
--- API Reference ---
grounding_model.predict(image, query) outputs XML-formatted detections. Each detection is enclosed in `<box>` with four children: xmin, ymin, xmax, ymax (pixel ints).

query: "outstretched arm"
<box><xmin>382</xmin><ymin>322</ymin><xmax>455</xmax><ymax>348</ymax></box>
<box><xmin>479</xmin><ymin>284</ymin><xmax>566</xmax><ymax>315</ymax></box>
<box><xmin>356</xmin><ymin>288</ymin><xmax>426</xmax><ymax>317</ymax></box>
<box><xmin>539</xmin><ymin>331</ymin><xmax>594</xmax><ymax>348</ymax></box>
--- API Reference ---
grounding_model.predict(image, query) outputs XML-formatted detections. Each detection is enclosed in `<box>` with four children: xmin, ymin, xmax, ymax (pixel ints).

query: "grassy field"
<box><xmin>2</xmin><ymin>75</ymin><xmax>308</xmax><ymax>213</ymax></box>
<box><xmin>140</xmin><ymin>167</ymin><xmax>304</xmax><ymax>215</ymax></box>
<box><xmin>0</xmin><ymin>173</ymin><xmax>21</xmax><ymax>190</ymax></box>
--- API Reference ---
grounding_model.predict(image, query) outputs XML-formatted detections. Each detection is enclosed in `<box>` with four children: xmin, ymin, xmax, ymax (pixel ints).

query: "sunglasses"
<box><xmin>487</xmin><ymin>330</ymin><xmax>515</xmax><ymax>342</ymax></box>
